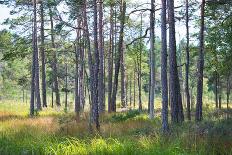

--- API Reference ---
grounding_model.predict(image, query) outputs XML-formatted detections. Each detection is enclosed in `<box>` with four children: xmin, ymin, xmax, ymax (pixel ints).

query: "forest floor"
<box><xmin>0</xmin><ymin>101</ymin><xmax>232</xmax><ymax>155</ymax></box>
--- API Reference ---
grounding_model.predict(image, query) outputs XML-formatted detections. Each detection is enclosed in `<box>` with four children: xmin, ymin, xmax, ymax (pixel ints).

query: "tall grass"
<box><xmin>0</xmin><ymin>101</ymin><xmax>232</xmax><ymax>155</ymax></box>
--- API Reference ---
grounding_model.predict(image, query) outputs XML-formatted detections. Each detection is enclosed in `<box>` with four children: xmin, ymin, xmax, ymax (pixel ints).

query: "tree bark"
<box><xmin>227</xmin><ymin>76</ymin><xmax>230</xmax><ymax>109</ymax></box>
<box><xmin>49</xmin><ymin>7</ymin><xmax>60</xmax><ymax>107</ymax></box>
<box><xmin>107</xmin><ymin>1</ymin><xmax>114</xmax><ymax>113</ymax></box>
<box><xmin>40</xmin><ymin>2</ymin><xmax>47</xmax><ymax>108</ymax></box>
<box><xmin>74</xmin><ymin>43</ymin><xmax>80</xmax><ymax>116</ymax></box>
<box><xmin>98</xmin><ymin>0</ymin><xmax>105</xmax><ymax>113</ymax></box>
<box><xmin>185</xmin><ymin>0</ymin><xmax>191</xmax><ymax>120</ymax></box>
<box><xmin>195</xmin><ymin>0</ymin><xmax>205</xmax><ymax>122</ymax></box>
<box><xmin>149</xmin><ymin>0</ymin><xmax>155</xmax><ymax>119</ymax></box>
<box><xmin>93</xmin><ymin>0</ymin><xmax>100</xmax><ymax>130</ymax></box>
<box><xmin>111</xmin><ymin>0</ymin><xmax>126</xmax><ymax>112</ymax></box>
<box><xmin>33</xmin><ymin>0</ymin><xmax>41</xmax><ymax>111</ymax></box>
<box><xmin>121</xmin><ymin>44</ymin><xmax>126</xmax><ymax>108</ymax></box>
<box><xmin>65</xmin><ymin>54</ymin><xmax>68</xmax><ymax>112</ymax></box>
<box><xmin>30</xmin><ymin>1</ymin><xmax>36</xmax><ymax>116</ymax></box>
<box><xmin>168</xmin><ymin>0</ymin><xmax>182</xmax><ymax>123</ymax></box>
<box><xmin>215</xmin><ymin>72</ymin><xmax>218</xmax><ymax>108</ymax></box>
<box><xmin>161</xmin><ymin>0</ymin><xmax>169</xmax><ymax>132</ymax></box>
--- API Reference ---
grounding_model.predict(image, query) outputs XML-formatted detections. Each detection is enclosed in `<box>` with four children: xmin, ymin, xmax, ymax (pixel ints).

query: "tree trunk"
<box><xmin>32</xmin><ymin>0</ymin><xmax>41</xmax><ymax>111</ymax></box>
<box><xmin>133</xmin><ymin>68</ymin><xmax>136</xmax><ymax>108</ymax></box>
<box><xmin>30</xmin><ymin>1</ymin><xmax>36</xmax><ymax>116</ymax></box>
<box><xmin>98</xmin><ymin>0</ymin><xmax>105</xmax><ymax>113</ymax></box>
<box><xmin>49</xmin><ymin>7</ymin><xmax>60</xmax><ymax>107</ymax></box>
<box><xmin>215</xmin><ymin>72</ymin><xmax>218</xmax><ymax>108</ymax></box>
<box><xmin>195</xmin><ymin>0</ymin><xmax>205</xmax><ymax>121</ymax></box>
<box><xmin>218</xmin><ymin>77</ymin><xmax>221</xmax><ymax>109</ymax></box>
<box><xmin>75</xmin><ymin>43</ymin><xmax>80</xmax><ymax>117</ymax></box>
<box><xmin>227</xmin><ymin>76</ymin><xmax>230</xmax><ymax>109</ymax></box>
<box><xmin>121</xmin><ymin>44</ymin><xmax>126</xmax><ymax>108</ymax></box>
<box><xmin>79</xmin><ymin>27</ymin><xmax>85</xmax><ymax>111</ymax></box>
<box><xmin>111</xmin><ymin>0</ymin><xmax>126</xmax><ymax>112</ymax></box>
<box><xmin>129</xmin><ymin>76</ymin><xmax>132</xmax><ymax>107</ymax></box>
<box><xmin>65</xmin><ymin>55</ymin><xmax>68</xmax><ymax>112</ymax></box>
<box><xmin>40</xmin><ymin>2</ymin><xmax>47</xmax><ymax>108</ymax></box>
<box><xmin>185</xmin><ymin>0</ymin><xmax>191</xmax><ymax>120</ymax></box>
<box><xmin>168</xmin><ymin>0</ymin><xmax>182</xmax><ymax>123</ymax></box>
<box><xmin>107</xmin><ymin>2</ymin><xmax>114</xmax><ymax>113</ymax></box>
<box><xmin>161</xmin><ymin>0</ymin><xmax>169</xmax><ymax>132</ymax></box>
<box><xmin>93</xmin><ymin>0</ymin><xmax>100</xmax><ymax>130</ymax></box>
<box><xmin>149</xmin><ymin>0</ymin><xmax>155</xmax><ymax>119</ymax></box>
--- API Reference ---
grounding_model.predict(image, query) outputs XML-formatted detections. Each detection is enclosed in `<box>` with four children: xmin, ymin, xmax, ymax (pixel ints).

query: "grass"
<box><xmin>0</xmin><ymin>100</ymin><xmax>232</xmax><ymax>155</ymax></box>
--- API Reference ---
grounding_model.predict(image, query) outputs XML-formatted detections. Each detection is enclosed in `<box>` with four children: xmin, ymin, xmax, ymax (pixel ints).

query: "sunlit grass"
<box><xmin>0</xmin><ymin>100</ymin><xmax>232</xmax><ymax>154</ymax></box>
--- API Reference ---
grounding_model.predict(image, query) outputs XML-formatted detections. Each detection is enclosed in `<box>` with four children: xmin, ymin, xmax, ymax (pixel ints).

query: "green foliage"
<box><xmin>110</xmin><ymin>109</ymin><xmax>140</xmax><ymax>122</ymax></box>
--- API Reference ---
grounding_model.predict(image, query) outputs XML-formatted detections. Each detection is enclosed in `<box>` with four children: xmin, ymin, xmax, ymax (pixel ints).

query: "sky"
<box><xmin>0</xmin><ymin>1</ymin><xmax>200</xmax><ymax>44</ymax></box>
<box><xmin>0</xmin><ymin>5</ymin><xmax>11</xmax><ymax>30</ymax></box>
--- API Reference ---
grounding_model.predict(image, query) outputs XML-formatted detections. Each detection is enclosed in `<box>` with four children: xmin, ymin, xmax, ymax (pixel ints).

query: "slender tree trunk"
<box><xmin>79</xmin><ymin>28</ymin><xmax>85</xmax><ymax>111</ymax></box>
<box><xmin>227</xmin><ymin>76</ymin><xmax>230</xmax><ymax>109</ymax></box>
<box><xmin>161</xmin><ymin>0</ymin><xmax>169</xmax><ymax>132</ymax></box>
<box><xmin>32</xmin><ymin>0</ymin><xmax>41</xmax><ymax>111</ymax></box>
<box><xmin>185</xmin><ymin>0</ymin><xmax>191</xmax><ymax>120</ymax></box>
<box><xmin>129</xmin><ymin>76</ymin><xmax>132</xmax><ymax>107</ymax></box>
<box><xmin>168</xmin><ymin>0</ymin><xmax>182</xmax><ymax>123</ymax></box>
<box><xmin>51</xmin><ymin>87</ymin><xmax>54</xmax><ymax>108</ymax></box>
<box><xmin>111</xmin><ymin>0</ymin><xmax>126</xmax><ymax>112</ymax></box>
<box><xmin>98</xmin><ymin>0</ymin><xmax>105</xmax><ymax>113</ymax></box>
<box><xmin>83</xmin><ymin>0</ymin><xmax>95</xmax><ymax>130</ymax></box>
<box><xmin>65</xmin><ymin>55</ymin><xmax>68</xmax><ymax>112</ymax></box>
<box><xmin>93</xmin><ymin>0</ymin><xmax>100</xmax><ymax>130</ymax></box>
<box><xmin>149</xmin><ymin>0</ymin><xmax>155</xmax><ymax>119</ymax></box>
<box><xmin>195</xmin><ymin>0</ymin><xmax>205</xmax><ymax>121</ymax></box>
<box><xmin>218</xmin><ymin>78</ymin><xmax>221</xmax><ymax>109</ymax></box>
<box><xmin>121</xmin><ymin>44</ymin><xmax>126</xmax><ymax>108</ymax></box>
<box><xmin>30</xmin><ymin>3</ymin><xmax>36</xmax><ymax>115</ymax></box>
<box><xmin>40</xmin><ymin>2</ymin><xmax>47</xmax><ymax>108</ymax></box>
<box><xmin>75</xmin><ymin>43</ymin><xmax>80</xmax><ymax>117</ymax></box>
<box><xmin>133</xmin><ymin>68</ymin><xmax>136</xmax><ymax>108</ymax></box>
<box><xmin>108</xmin><ymin>2</ymin><xmax>114</xmax><ymax>113</ymax></box>
<box><xmin>215</xmin><ymin>72</ymin><xmax>218</xmax><ymax>108</ymax></box>
<box><xmin>49</xmin><ymin>7</ymin><xmax>60</xmax><ymax>107</ymax></box>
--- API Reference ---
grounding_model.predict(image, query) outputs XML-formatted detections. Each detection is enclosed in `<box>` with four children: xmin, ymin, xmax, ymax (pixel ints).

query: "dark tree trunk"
<box><xmin>133</xmin><ymin>68</ymin><xmax>136</xmax><ymax>108</ymax></box>
<box><xmin>161</xmin><ymin>0</ymin><xmax>169</xmax><ymax>132</ymax></box>
<box><xmin>51</xmin><ymin>87</ymin><xmax>54</xmax><ymax>108</ymax></box>
<box><xmin>98</xmin><ymin>0</ymin><xmax>105</xmax><ymax>113</ymax></box>
<box><xmin>32</xmin><ymin>0</ymin><xmax>41</xmax><ymax>111</ymax></box>
<box><xmin>218</xmin><ymin>78</ymin><xmax>221</xmax><ymax>109</ymax></box>
<box><xmin>49</xmin><ymin>7</ymin><xmax>60</xmax><ymax>107</ymax></box>
<box><xmin>65</xmin><ymin>56</ymin><xmax>68</xmax><ymax>112</ymax></box>
<box><xmin>107</xmin><ymin>2</ymin><xmax>114</xmax><ymax>113</ymax></box>
<box><xmin>136</xmin><ymin>48</ymin><xmax>142</xmax><ymax>111</ymax></box>
<box><xmin>129</xmin><ymin>76</ymin><xmax>132</xmax><ymax>107</ymax></box>
<box><xmin>30</xmin><ymin>1</ymin><xmax>36</xmax><ymax>116</ymax></box>
<box><xmin>215</xmin><ymin>72</ymin><xmax>218</xmax><ymax>108</ymax></box>
<box><xmin>149</xmin><ymin>0</ymin><xmax>155</xmax><ymax>119</ymax></box>
<box><xmin>93</xmin><ymin>0</ymin><xmax>100</xmax><ymax>130</ymax></box>
<box><xmin>111</xmin><ymin>0</ymin><xmax>126</xmax><ymax>112</ymax></box>
<box><xmin>185</xmin><ymin>0</ymin><xmax>191</xmax><ymax>120</ymax></box>
<box><xmin>75</xmin><ymin>43</ymin><xmax>80</xmax><ymax>116</ymax></box>
<box><xmin>79</xmin><ymin>27</ymin><xmax>85</xmax><ymax>111</ymax></box>
<box><xmin>195</xmin><ymin>0</ymin><xmax>205</xmax><ymax>122</ymax></box>
<box><xmin>121</xmin><ymin>44</ymin><xmax>126</xmax><ymax>108</ymax></box>
<box><xmin>168</xmin><ymin>0</ymin><xmax>182</xmax><ymax>123</ymax></box>
<box><xmin>227</xmin><ymin>76</ymin><xmax>230</xmax><ymax>109</ymax></box>
<box><xmin>40</xmin><ymin>2</ymin><xmax>47</xmax><ymax>108</ymax></box>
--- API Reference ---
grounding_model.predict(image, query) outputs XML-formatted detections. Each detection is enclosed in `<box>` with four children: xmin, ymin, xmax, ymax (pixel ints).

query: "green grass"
<box><xmin>0</xmin><ymin>101</ymin><xmax>232</xmax><ymax>155</ymax></box>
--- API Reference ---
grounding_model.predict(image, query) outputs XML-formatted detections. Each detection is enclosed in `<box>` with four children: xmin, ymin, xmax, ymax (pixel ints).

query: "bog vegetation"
<box><xmin>0</xmin><ymin>0</ymin><xmax>232</xmax><ymax>154</ymax></box>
